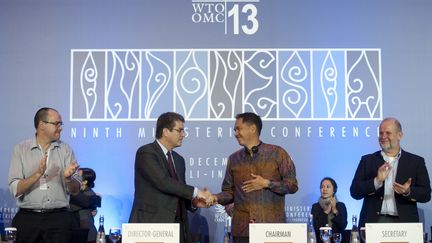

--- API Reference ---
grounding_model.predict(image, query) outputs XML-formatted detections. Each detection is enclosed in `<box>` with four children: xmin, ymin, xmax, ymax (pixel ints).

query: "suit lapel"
<box><xmin>395</xmin><ymin>150</ymin><xmax>406</xmax><ymax>183</ymax></box>
<box><xmin>375</xmin><ymin>151</ymin><xmax>386</xmax><ymax>167</ymax></box>
<box><xmin>152</xmin><ymin>140</ymin><xmax>170</xmax><ymax>173</ymax></box>
<box><xmin>374</xmin><ymin>151</ymin><xmax>386</xmax><ymax>195</ymax></box>
<box><xmin>152</xmin><ymin>140</ymin><xmax>185</xmax><ymax>183</ymax></box>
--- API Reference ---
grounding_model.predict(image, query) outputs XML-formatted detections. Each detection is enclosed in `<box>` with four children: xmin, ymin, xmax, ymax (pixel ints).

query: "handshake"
<box><xmin>193</xmin><ymin>188</ymin><xmax>218</xmax><ymax>208</ymax></box>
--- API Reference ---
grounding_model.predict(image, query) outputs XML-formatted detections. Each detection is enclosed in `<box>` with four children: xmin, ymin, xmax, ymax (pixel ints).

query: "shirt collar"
<box><xmin>30</xmin><ymin>136</ymin><xmax>60</xmax><ymax>151</ymax></box>
<box><xmin>381</xmin><ymin>148</ymin><xmax>402</xmax><ymax>162</ymax></box>
<box><xmin>156</xmin><ymin>139</ymin><xmax>169</xmax><ymax>156</ymax></box>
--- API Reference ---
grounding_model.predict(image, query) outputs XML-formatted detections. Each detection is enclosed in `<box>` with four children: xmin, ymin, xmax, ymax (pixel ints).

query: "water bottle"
<box><xmin>223</xmin><ymin>216</ymin><xmax>232</xmax><ymax>243</ymax></box>
<box><xmin>96</xmin><ymin>215</ymin><xmax>106</xmax><ymax>243</ymax></box>
<box><xmin>350</xmin><ymin>215</ymin><xmax>360</xmax><ymax>243</ymax></box>
<box><xmin>307</xmin><ymin>214</ymin><xmax>317</xmax><ymax>243</ymax></box>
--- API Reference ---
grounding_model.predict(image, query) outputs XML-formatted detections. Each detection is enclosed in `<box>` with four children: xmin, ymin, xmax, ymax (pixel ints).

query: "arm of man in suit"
<box><xmin>350</xmin><ymin>156</ymin><xmax>385</xmax><ymax>200</ymax></box>
<box><xmin>393</xmin><ymin>158</ymin><xmax>431</xmax><ymax>203</ymax></box>
<box><xmin>137</xmin><ymin>147</ymin><xmax>195</xmax><ymax>200</ymax></box>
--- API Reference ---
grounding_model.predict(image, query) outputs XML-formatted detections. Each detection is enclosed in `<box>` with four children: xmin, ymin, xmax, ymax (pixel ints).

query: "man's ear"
<box><xmin>250</xmin><ymin>124</ymin><xmax>258</xmax><ymax>134</ymax></box>
<box><xmin>162</xmin><ymin>127</ymin><xmax>171</xmax><ymax>137</ymax></box>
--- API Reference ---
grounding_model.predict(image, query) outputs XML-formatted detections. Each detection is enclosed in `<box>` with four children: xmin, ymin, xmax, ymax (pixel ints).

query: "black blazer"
<box><xmin>70</xmin><ymin>188</ymin><xmax>101</xmax><ymax>241</ymax></box>
<box><xmin>311</xmin><ymin>201</ymin><xmax>348</xmax><ymax>243</ymax></box>
<box><xmin>350</xmin><ymin>150</ymin><xmax>431</xmax><ymax>226</ymax></box>
<box><xmin>128</xmin><ymin>141</ymin><xmax>196</xmax><ymax>243</ymax></box>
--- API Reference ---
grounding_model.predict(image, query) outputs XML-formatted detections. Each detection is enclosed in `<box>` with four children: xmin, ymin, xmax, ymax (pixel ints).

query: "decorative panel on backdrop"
<box><xmin>71</xmin><ymin>49</ymin><xmax>382</xmax><ymax>121</ymax></box>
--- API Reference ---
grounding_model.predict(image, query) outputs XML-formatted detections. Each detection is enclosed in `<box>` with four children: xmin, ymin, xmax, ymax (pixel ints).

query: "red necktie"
<box><xmin>166</xmin><ymin>151</ymin><xmax>178</xmax><ymax>180</ymax></box>
<box><xmin>167</xmin><ymin>151</ymin><xmax>181</xmax><ymax>219</ymax></box>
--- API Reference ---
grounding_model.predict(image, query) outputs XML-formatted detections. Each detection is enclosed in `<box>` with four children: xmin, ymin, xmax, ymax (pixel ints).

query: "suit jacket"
<box><xmin>311</xmin><ymin>201</ymin><xmax>348</xmax><ymax>243</ymax></box>
<box><xmin>129</xmin><ymin>141</ymin><xmax>195</xmax><ymax>243</ymax></box>
<box><xmin>350</xmin><ymin>150</ymin><xmax>431</xmax><ymax>227</ymax></box>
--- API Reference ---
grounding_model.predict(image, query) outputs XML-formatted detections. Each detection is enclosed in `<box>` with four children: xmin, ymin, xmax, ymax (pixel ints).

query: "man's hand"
<box><xmin>376</xmin><ymin>162</ymin><xmax>391</xmax><ymax>182</ymax></box>
<box><xmin>64</xmin><ymin>160</ymin><xmax>79</xmax><ymax>179</ymax></box>
<box><xmin>15</xmin><ymin>154</ymin><xmax>48</xmax><ymax>197</ymax></box>
<box><xmin>393</xmin><ymin>178</ymin><xmax>412</xmax><ymax>195</ymax></box>
<box><xmin>194</xmin><ymin>188</ymin><xmax>217</xmax><ymax>208</ymax></box>
<box><xmin>242</xmin><ymin>173</ymin><xmax>270</xmax><ymax>193</ymax></box>
<box><xmin>37</xmin><ymin>154</ymin><xmax>48</xmax><ymax>177</ymax></box>
<box><xmin>63</xmin><ymin>160</ymin><xmax>80</xmax><ymax>195</ymax></box>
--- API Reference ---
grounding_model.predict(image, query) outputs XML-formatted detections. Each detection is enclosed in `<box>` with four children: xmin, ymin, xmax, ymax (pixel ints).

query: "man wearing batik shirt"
<box><xmin>213</xmin><ymin>112</ymin><xmax>298</xmax><ymax>243</ymax></box>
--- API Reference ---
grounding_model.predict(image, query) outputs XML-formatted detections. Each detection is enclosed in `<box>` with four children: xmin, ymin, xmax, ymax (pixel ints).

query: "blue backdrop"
<box><xmin>1</xmin><ymin>0</ymin><xmax>431</xmax><ymax>242</ymax></box>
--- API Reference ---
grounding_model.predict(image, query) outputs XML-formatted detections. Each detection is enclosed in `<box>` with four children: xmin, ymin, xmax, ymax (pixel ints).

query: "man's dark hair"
<box><xmin>34</xmin><ymin>107</ymin><xmax>58</xmax><ymax>129</ymax></box>
<box><xmin>155</xmin><ymin>112</ymin><xmax>185</xmax><ymax>139</ymax></box>
<box><xmin>235</xmin><ymin>112</ymin><xmax>262</xmax><ymax>135</ymax></box>
<box><xmin>81</xmin><ymin>168</ymin><xmax>97</xmax><ymax>188</ymax></box>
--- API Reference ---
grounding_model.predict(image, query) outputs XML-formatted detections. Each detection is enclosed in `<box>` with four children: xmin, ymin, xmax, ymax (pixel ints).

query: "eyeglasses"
<box><xmin>172</xmin><ymin>128</ymin><xmax>185</xmax><ymax>134</ymax></box>
<box><xmin>43</xmin><ymin>120</ymin><xmax>64</xmax><ymax>127</ymax></box>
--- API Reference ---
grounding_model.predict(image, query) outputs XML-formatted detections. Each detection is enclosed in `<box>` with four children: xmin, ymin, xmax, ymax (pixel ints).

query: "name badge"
<box><xmin>39</xmin><ymin>177</ymin><xmax>48</xmax><ymax>190</ymax></box>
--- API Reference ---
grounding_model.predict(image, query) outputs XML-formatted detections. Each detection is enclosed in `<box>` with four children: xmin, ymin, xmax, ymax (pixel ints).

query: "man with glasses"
<box><xmin>8</xmin><ymin>107</ymin><xmax>81</xmax><ymax>243</ymax></box>
<box><xmin>350</xmin><ymin>117</ymin><xmax>431</xmax><ymax>226</ymax></box>
<box><xmin>129</xmin><ymin>112</ymin><xmax>212</xmax><ymax>243</ymax></box>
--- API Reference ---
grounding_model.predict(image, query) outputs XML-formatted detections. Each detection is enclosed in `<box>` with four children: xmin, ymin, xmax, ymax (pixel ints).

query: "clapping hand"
<box><xmin>393</xmin><ymin>178</ymin><xmax>412</xmax><ymax>195</ymax></box>
<box><xmin>377</xmin><ymin>162</ymin><xmax>392</xmax><ymax>182</ymax></box>
<box><xmin>37</xmin><ymin>154</ymin><xmax>48</xmax><ymax>177</ymax></box>
<box><xmin>64</xmin><ymin>160</ymin><xmax>79</xmax><ymax>180</ymax></box>
<box><xmin>63</xmin><ymin>160</ymin><xmax>81</xmax><ymax>194</ymax></box>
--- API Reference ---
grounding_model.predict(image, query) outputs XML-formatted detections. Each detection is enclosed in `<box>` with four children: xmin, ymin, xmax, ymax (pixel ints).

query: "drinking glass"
<box><xmin>319</xmin><ymin>226</ymin><xmax>332</xmax><ymax>243</ymax></box>
<box><xmin>332</xmin><ymin>232</ymin><xmax>342</xmax><ymax>243</ymax></box>
<box><xmin>360</xmin><ymin>227</ymin><xmax>366</xmax><ymax>243</ymax></box>
<box><xmin>5</xmin><ymin>227</ymin><xmax>17</xmax><ymax>243</ymax></box>
<box><xmin>109</xmin><ymin>227</ymin><xmax>121</xmax><ymax>243</ymax></box>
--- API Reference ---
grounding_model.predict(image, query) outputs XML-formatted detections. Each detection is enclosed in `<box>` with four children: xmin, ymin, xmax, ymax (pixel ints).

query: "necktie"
<box><xmin>166</xmin><ymin>151</ymin><xmax>178</xmax><ymax>180</ymax></box>
<box><xmin>166</xmin><ymin>151</ymin><xmax>181</xmax><ymax>219</ymax></box>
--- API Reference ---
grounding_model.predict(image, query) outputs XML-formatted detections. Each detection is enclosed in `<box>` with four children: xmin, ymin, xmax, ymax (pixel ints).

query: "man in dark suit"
<box><xmin>350</xmin><ymin>117</ymin><xmax>431</xmax><ymax>227</ymax></box>
<box><xmin>129</xmin><ymin>112</ymin><xmax>211</xmax><ymax>243</ymax></box>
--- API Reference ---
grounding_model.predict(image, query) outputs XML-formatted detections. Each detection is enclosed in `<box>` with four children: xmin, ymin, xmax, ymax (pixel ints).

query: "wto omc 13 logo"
<box><xmin>191</xmin><ymin>0</ymin><xmax>260</xmax><ymax>35</ymax></box>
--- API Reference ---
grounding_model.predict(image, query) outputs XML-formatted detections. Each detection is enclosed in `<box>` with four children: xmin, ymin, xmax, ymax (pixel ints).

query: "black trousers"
<box><xmin>12</xmin><ymin>209</ymin><xmax>74</xmax><ymax>243</ymax></box>
<box><xmin>376</xmin><ymin>214</ymin><xmax>400</xmax><ymax>223</ymax></box>
<box><xmin>232</xmin><ymin>236</ymin><xmax>249</xmax><ymax>243</ymax></box>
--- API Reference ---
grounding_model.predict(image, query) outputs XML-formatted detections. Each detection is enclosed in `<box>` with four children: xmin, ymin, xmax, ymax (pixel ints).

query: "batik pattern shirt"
<box><xmin>216</xmin><ymin>142</ymin><xmax>298</xmax><ymax>237</ymax></box>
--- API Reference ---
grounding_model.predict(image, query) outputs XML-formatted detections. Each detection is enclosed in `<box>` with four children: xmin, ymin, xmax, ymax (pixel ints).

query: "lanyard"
<box><xmin>38</xmin><ymin>144</ymin><xmax>51</xmax><ymax>176</ymax></box>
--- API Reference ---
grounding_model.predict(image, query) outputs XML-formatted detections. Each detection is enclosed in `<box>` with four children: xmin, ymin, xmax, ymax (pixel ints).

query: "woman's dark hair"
<box><xmin>81</xmin><ymin>168</ymin><xmax>96</xmax><ymax>188</ymax></box>
<box><xmin>320</xmin><ymin>177</ymin><xmax>338</xmax><ymax>194</ymax></box>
